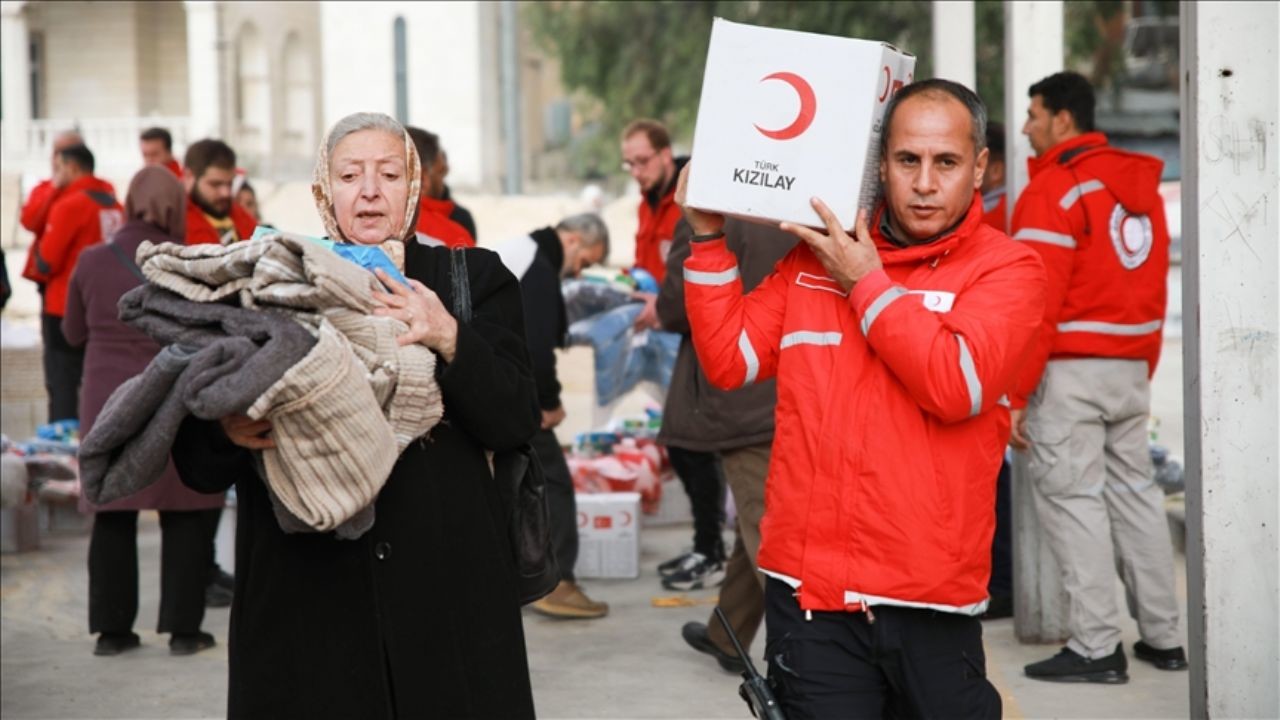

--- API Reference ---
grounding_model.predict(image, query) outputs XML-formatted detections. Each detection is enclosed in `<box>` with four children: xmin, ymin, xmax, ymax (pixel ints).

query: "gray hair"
<box><xmin>556</xmin><ymin>213</ymin><xmax>610</xmax><ymax>265</ymax></box>
<box><xmin>326</xmin><ymin>112</ymin><xmax>406</xmax><ymax>156</ymax></box>
<box><xmin>880</xmin><ymin>78</ymin><xmax>988</xmax><ymax>157</ymax></box>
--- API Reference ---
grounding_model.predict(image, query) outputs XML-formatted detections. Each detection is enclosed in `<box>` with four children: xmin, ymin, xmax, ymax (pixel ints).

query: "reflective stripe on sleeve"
<box><xmin>780</xmin><ymin>331</ymin><xmax>843</xmax><ymax>349</ymax></box>
<box><xmin>1013</xmin><ymin>227</ymin><xmax>1077</xmax><ymax>249</ymax></box>
<box><xmin>1057</xmin><ymin>319</ymin><xmax>1163</xmax><ymax>336</ymax></box>
<box><xmin>860</xmin><ymin>285</ymin><xmax>908</xmax><ymax>336</ymax></box>
<box><xmin>1059</xmin><ymin>179</ymin><xmax>1106</xmax><ymax>211</ymax></box>
<box><xmin>683</xmin><ymin>266</ymin><xmax>740</xmax><ymax>286</ymax></box>
<box><xmin>738</xmin><ymin>330</ymin><xmax>760</xmax><ymax>387</ymax></box>
<box><xmin>956</xmin><ymin>335</ymin><xmax>982</xmax><ymax>417</ymax></box>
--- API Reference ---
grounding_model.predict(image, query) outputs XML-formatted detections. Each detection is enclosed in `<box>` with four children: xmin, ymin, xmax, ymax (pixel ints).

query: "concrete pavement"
<box><xmin>2</xmin><ymin>512</ymin><xmax>1189</xmax><ymax>719</ymax></box>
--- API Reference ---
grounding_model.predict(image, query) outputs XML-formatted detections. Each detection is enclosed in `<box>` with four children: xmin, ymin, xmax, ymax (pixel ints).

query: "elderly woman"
<box><xmin>63</xmin><ymin>167</ymin><xmax>227</xmax><ymax>657</ymax></box>
<box><xmin>171</xmin><ymin>113</ymin><xmax>540</xmax><ymax>718</ymax></box>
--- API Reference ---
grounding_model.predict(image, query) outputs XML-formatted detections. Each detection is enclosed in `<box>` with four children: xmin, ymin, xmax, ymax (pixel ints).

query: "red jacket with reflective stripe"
<box><xmin>1009</xmin><ymin>132</ymin><xmax>1170</xmax><ymax>408</ymax></box>
<box><xmin>635</xmin><ymin>181</ymin><xmax>681</xmax><ymax>284</ymax></box>
<box><xmin>31</xmin><ymin>175</ymin><xmax>124</xmax><ymax>316</ymax></box>
<box><xmin>684</xmin><ymin>193</ymin><xmax>1046</xmax><ymax>613</ymax></box>
<box><xmin>185</xmin><ymin>200</ymin><xmax>259</xmax><ymax>246</ymax></box>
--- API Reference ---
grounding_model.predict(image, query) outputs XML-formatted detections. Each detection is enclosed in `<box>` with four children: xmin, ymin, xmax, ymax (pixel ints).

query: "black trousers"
<box><xmin>88</xmin><ymin>509</ymin><xmax>220</xmax><ymax>635</ymax></box>
<box><xmin>531</xmin><ymin>429</ymin><xmax>579</xmax><ymax>583</ymax></box>
<box><xmin>764</xmin><ymin>578</ymin><xmax>1001</xmax><ymax>720</ymax></box>
<box><xmin>41</xmin><ymin>313</ymin><xmax>84</xmax><ymax>422</ymax></box>
<box><xmin>666</xmin><ymin>447</ymin><xmax>726</xmax><ymax>560</ymax></box>
<box><xmin>988</xmin><ymin>458</ymin><xmax>1013</xmax><ymax>599</ymax></box>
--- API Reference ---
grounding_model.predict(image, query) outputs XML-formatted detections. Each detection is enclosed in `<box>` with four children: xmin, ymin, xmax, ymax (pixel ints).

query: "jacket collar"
<box><xmin>528</xmin><ymin>226</ymin><xmax>564</xmax><ymax>273</ymax></box>
<box><xmin>869</xmin><ymin>191</ymin><xmax>985</xmax><ymax>266</ymax></box>
<box><xmin>419</xmin><ymin>194</ymin><xmax>456</xmax><ymax>216</ymax></box>
<box><xmin>1029</xmin><ymin>131</ymin><xmax>1109</xmax><ymax>178</ymax></box>
<box><xmin>63</xmin><ymin>174</ymin><xmax>110</xmax><ymax>196</ymax></box>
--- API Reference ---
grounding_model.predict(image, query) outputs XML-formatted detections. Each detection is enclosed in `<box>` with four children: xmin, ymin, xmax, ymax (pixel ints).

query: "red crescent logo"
<box><xmin>754</xmin><ymin>72</ymin><xmax>817</xmax><ymax>141</ymax></box>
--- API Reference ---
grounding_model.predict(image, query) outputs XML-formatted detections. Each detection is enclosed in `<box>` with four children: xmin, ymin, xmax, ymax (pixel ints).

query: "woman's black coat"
<box><xmin>173</xmin><ymin>243</ymin><xmax>541</xmax><ymax>719</ymax></box>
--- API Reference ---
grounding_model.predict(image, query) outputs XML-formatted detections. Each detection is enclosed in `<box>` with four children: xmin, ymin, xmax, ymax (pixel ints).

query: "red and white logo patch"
<box><xmin>1109</xmin><ymin>205</ymin><xmax>1153</xmax><ymax>270</ymax></box>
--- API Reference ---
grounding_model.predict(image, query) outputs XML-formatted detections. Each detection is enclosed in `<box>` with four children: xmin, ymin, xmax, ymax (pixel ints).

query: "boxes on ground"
<box><xmin>687</xmin><ymin>18</ymin><xmax>916</xmax><ymax>229</ymax></box>
<box><xmin>573</xmin><ymin>492</ymin><xmax>641</xmax><ymax>579</ymax></box>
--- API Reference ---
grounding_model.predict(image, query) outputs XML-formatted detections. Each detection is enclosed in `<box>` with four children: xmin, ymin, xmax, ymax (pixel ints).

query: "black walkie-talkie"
<box><xmin>714</xmin><ymin>607</ymin><xmax>787</xmax><ymax>720</ymax></box>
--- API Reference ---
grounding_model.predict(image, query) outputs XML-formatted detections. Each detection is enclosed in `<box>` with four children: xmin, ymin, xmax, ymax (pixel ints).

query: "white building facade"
<box><xmin>1</xmin><ymin>0</ymin><xmax>568</xmax><ymax>190</ymax></box>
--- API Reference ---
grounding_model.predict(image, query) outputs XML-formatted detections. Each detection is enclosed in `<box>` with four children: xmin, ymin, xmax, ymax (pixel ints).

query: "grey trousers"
<box><xmin>1026</xmin><ymin>358</ymin><xmax>1181</xmax><ymax>658</ymax></box>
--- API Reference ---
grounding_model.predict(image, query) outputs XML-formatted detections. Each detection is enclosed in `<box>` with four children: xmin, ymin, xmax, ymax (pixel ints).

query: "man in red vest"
<box><xmin>25</xmin><ymin>143</ymin><xmax>124</xmax><ymax>421</ymax></box>
<box><xmin>406</xmin><ymin>127</ymin><xmax>475</xmax><ymax>249</ymax></box>
<box><xmin>1012</xmin><ymin>71</ymin><xmax>1184</xmax><ymax>684</ymax></box>
<box><xmin>140</xmin><ymin>126</ymin><xmax>182</xmax><ymax>178</ymax></box>
<box><xmin>183</xmin><ymin>139</ymin><xmax>257</xmax><ymax>245</ymax></box>
<box><xmin>621</xmin><ymin>118</ymin><xmax>686</xmax><ymax>330</ymax></box>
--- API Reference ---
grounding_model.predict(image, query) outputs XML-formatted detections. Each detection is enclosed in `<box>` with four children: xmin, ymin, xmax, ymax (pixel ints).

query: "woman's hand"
<box><xmin>220</xmin><ymin>414</ymin><xmax>276</xmax><ymax>450</ymax></box>
<box><xmin>372</xmin><ymin>269</ymin><xmax>459</xmax><ymax>362</ymax></box>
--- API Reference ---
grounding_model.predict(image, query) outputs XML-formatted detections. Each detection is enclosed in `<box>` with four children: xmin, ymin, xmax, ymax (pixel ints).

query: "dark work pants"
<box><xmin>988</xmin><ymin>458</ymin><xmax>1013</xmax><ymax>599</ymax></box>
<box><xmin>531</xmin><ymin>429</ymin><xmax>578</xmax><ymax>582</ymax></box>
<box><xmin>765</xmin><ymin>578</ymin><xmax>1001</xmax><ymax>720</ymax></box>
<box><xmin>88</xmin><ymin>509</ymin><xmax>220</xmax><ymax>635</ymax></box>
<box><xmin>666</xmin><ymin>447</ymin><xmax>726</xmax><ymax>561</ymax></box>
<box><xmin>41</xmin><ymin>313</ymin><xmax>83</xmax><ymax>422</ymax></box>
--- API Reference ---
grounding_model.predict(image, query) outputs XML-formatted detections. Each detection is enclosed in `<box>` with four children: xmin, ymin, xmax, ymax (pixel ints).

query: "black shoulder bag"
<box><xmin>449</xmin><ymin>247</ymin><xmax>560</xmax><ymax>605</ymax></box>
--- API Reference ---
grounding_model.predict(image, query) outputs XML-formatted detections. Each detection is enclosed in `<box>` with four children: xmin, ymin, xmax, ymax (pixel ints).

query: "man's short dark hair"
<box><xmin>406</xmin><ymin>126</ymin><xmax>441</xmax><ymax>169</ymax></box>
<box><xmin>1028</xmin><ymin>71</ymin><xmax>1096</xmax><ymax>132</ymax></box>
<box><xmin>985</xmin><ymin>121</ymin><xmax>1005</xmax><ymax>162</ymax></box>
<box><xmin>184</xmin><ymin>139</ymin><xmax>237</xmax><ymax>180</ymax></box>
<box><xmin>622</xmin><ymin>118</ymin><xmax>671</xmax><ymax>152</ymax></box>
<box><xmin>140</xmin><ymin>126</ymin><xmax>173</xmax><ymax>152</ymax></box>
<box><xmin>880</xmin><ymin>79</ymin><xmax>988</xmax><ymax>157</ymax></box>
<box><xmin>58</xmin><ymin>144</ymin><xmax>95</xmax><ymax>174</ymax></box>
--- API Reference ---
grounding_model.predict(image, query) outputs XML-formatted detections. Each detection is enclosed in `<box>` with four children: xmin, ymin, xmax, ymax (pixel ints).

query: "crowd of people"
<box><xmin>3</xmin><ymin>65</ymin><xmax>1183</xmax><ymax>718</ymax></box>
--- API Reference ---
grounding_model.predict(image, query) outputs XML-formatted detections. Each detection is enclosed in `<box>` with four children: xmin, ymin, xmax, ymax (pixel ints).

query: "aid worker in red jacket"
<box><xmin>622</xmin><ymin>118</ymin><xmax>686</xmax><ymax>329</ymax></box>
<box><xmin>182</xmin><ymin>139</ymin><xmax>257</xmax><ymax>246</ymax></box>
<box><xmin>677</xmin><ymin>80</ymin><xmax>1046</xmax><ymax>718</ymax></box>
<box><xmin>140</xmin><ymin>126</ymin><xmax>182</xmax><ymax>178</ymax></box>
<box><xmin>1010</xmin><ymin>71</ymin><xmax>1185</xmax><ymax>685</ymax></box>
<box><xmin>406</xmin><ymin>126</ymin><xmax>476</xmax><ymax>249</ymax></box>
<box><xmin>25</xmin><ymin>143</ymin><xmax>124</xmax><ymax>422</ymax></box>
<box><xmin>20</xmin><ymin>130</ymin><xmax>91</xmax><ymax>284</ymax></box>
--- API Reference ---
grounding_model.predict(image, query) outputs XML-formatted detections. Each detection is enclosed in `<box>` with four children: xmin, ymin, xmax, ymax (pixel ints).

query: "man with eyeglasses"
<box><xmin>621</xmin><ymin>118</ymin><xmax>685</xmax><ymax>331</ymax></box>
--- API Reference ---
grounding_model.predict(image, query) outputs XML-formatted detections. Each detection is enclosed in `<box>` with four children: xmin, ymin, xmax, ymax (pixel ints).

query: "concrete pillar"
<box><xmin>184</xmin><ymin>0</ymin><xmax>223</xmax><ymax>141</ymax></box>
<box><xmin>931</xmin><ymin>1</ymin><xmax>975</xmax><ymax>90</ymax></box>
<box><xmin>1003</xmin><ymin>0</ymin><xmax>1068</xmax><ymax>644</ymax></box>
<box><xmin>1</xmin><ymin>1</ymin><xmax>32</xmax><ymax>156</ymax></box>
<box><xmin>1180</xmin><ymin>2</ymin><xmax>1280</xmax><ymax>717</ymax></box>
<box><xmin>499</xmin><ymin>0</ymin><xmax>523</xmax><ymax>195</ymax></box>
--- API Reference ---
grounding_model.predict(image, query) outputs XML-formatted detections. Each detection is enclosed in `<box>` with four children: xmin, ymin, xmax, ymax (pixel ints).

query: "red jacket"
<box><xmin>185</xmin><ymin>199</ymin><xmax>259</xmax><ymax>246</ymax></box>
<box><xmin>20</xmin><ymin>178</ymin><xmax>115</xmax><ymax>286</ymax></box>
<box><xmin>28</xmin><ymin>175</ymin><xmax>124</xmax><ymax>316</ymax></box>
<box><xmin>416</xmin><ymin>196</ymin><xmax>475</xmax><ymax>248</ymax></box>
<box><xmin>1009</xmin><ymin>132</ymin><xmax>1169</xmax><ymax>408</ymax></box>
<box><xmin>635</xmin><ymin>174</ymin><xmax>683</xmax><ymax>284</ymax></box>
<box><xmin>684</xmin><ymin>193</ymin><xmax>1045</xmax><ymax>613</ymax></box>
<box><xmin>163</xmin><ymin>159</ymin><xmax>183</xmax><ymax>178</ymax></box>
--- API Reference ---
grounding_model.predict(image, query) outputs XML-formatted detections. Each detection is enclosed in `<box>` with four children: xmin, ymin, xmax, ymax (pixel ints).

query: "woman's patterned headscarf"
<box><xmin>312</xmin><ymin>113</ymin><xmax>421</xmax><ymax>266</ymax></box>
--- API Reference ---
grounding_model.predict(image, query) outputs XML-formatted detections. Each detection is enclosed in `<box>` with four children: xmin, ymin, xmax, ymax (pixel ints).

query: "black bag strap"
<box><xmin>106</xmin><ymin>241</ymin><xmax>148</xmax><ymax>284</ymax></box>
<box><xmin>450</xmin><ymin>247</ymin><xmax>472</xmax><ymax>324</ymax></box>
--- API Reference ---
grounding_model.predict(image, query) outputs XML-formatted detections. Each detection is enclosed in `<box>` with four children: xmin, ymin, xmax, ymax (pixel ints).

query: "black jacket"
<box><xmin>173</xmin><ymin>243</ymin><xmax>539</xmax><ymax>720</ymax></box>
<box><xmin>510</xmin><ymin>227</ymin><xmax>568</xmax><ymax>411</ymax></box>
<box><xmin>656</xmin><ymin>217</ymin><xmax>797</xmax><ymax>452</ymax></box>
<box><xmin>442</xmin><ymin>185</ymin><xmax>478</xmax><ymax>242</ymax></box>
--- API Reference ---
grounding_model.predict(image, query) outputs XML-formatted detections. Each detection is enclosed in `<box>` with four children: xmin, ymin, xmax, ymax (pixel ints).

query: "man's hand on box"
<box><xmin>781</xmin><ymin>199</ymin><xmax>883</xmax><ymax>293</ymax></box>
<box><xmin>673</xmin><ymin>162</ymin><xmax>725</xmax><ymax>237</ymax></box>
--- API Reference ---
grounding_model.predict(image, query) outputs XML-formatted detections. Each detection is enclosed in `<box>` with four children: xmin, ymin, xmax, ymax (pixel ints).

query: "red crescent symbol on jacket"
<box><xmin>754</xmin><ymin>72</ymin><xmax>817</xmax><ymax>141</ymax></box>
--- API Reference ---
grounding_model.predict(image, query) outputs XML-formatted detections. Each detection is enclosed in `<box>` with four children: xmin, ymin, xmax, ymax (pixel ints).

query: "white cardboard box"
<box><xmin>687</xmin><ymin>18</ymin><xmax>916</xmax><ymax>230</ymax></box>
<box><xmin>574</xmin><ymin>492</ymin><xmax>641</xmax><ymax>579</ymax></box>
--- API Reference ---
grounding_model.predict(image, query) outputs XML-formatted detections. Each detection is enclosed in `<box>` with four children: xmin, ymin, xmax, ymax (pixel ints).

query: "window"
<box><xmin>393</xmin><ymin>16</ymin><xmax>408</xmax><ymax>124</ymax></box>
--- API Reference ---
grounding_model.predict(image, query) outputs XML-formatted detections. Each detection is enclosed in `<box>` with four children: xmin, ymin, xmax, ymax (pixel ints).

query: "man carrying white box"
<box><xmin>676</xmin><ymin>74</ymin><xmax>1047</xmax><ymax>716</ymax></box>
